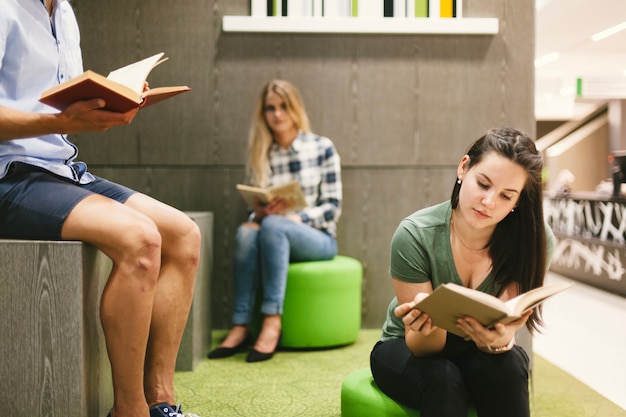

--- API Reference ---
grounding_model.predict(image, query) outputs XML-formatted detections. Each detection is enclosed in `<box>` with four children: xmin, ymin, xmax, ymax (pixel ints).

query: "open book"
<box><xmin>236</xmin><ymin>180</ymin><xmax>307</xmax><ymax>213</ymax></box>
<box><xmin>39</xmin><ymin>52</ymin><xmax>190</xmax><ymax>112</ymax></box>
<box><xmin>414</xmin><ymin>281</ymin><xmax>573</xmax><ymax>338</ymax></box>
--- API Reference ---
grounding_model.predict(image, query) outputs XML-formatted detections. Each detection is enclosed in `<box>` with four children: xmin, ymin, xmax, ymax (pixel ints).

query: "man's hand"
<box><xmin>55</xmin><ymin>98</ymin><xmax>140</xmax><ymax>133</ymax></box>
<box><xmin>0</xmin><ymin>101</ymin><xmax>140</xmax><ymax>141</ymax></box>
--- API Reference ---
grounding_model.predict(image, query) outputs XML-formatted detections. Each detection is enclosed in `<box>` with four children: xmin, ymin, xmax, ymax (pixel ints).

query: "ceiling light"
<box><xmin>535</xmin><ymin>52</ymin><xmax>560</xmax><ymax>67</ymax></box>
<box><xmin>591</xmin><ymin>21</ymin><xmax>626</xmax><ymax>42</ymax></box>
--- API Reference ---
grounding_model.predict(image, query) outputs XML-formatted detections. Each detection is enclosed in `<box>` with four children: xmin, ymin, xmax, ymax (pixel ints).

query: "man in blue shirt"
<box><xmin>0</xmin><ymin>1</ymin><xmax>201</xmax><ymax>416</ymax></box>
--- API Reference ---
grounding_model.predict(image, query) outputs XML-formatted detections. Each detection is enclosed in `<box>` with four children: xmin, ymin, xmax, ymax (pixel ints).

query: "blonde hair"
<box><xmin>247</xmin><ymin>80</ymin><xmax>311</xmax><ymax>187</ymax></box>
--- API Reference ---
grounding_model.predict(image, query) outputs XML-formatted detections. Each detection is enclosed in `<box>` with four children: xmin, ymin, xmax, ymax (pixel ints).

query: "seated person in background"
<box><xmin>208</xmin><ymin>79</ymin><xmax>342</xmax><ymax>363</ymax></box>
<box><xmin>370</xmin><ymin>128</ymin><xmax>555</xmax><ymax>417</ymax></box>
<box><xmin>0</xmin><ymin>1</ymin><xmax>200</xmax><ymax>416</ymax></box>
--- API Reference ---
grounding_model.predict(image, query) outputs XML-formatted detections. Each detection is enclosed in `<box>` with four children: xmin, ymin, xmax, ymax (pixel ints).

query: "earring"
<box><xmin>511</xmin><ymin>208</ymin><xmax>515</xmax><ymax>212</ymax></box>
<box><xmin>457</xmin><ymin>179</ymin><xmax>462</xmax><ymax>185</ymax></box>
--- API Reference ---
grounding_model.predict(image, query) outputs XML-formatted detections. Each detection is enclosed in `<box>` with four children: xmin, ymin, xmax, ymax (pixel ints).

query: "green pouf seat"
<box><xmin>280</xmin><ymin>255</ymin><xmax>362</xmax><ymax>348</ymax></box>
<box><xmin>341</xmin><ymin>368</ymin><xmax>478</xmax><ymax>417</ymax></box>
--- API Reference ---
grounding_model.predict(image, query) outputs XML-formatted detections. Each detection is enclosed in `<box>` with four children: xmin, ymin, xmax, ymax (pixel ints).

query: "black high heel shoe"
<box><xmin>246</xmin><ymin>332</ymin><xmax>282</xmax><ymax>363</ymax></box>
<box><xmin>208</xmin><ymin>333</ymin><xmax>252</xmax><ymax>359</ymax></box>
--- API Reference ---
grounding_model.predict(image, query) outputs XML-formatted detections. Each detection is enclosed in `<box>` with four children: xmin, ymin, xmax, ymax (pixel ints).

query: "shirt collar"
<box><xmin>272</xmin><ymin>130</ymin><xmax>304</xmax><ymax>152</ymax></box>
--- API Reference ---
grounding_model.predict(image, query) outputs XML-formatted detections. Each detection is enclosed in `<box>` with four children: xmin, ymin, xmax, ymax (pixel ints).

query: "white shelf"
<box><xmin>222</xmin><ymin>16</ymin><xmax>499</xmax><ymax>35</ymax></box>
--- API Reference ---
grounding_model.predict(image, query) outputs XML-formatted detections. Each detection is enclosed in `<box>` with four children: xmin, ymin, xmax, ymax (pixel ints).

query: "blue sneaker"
<box><xmin>107</xmin><ymin>403</ymin><xmax>199</xmax><ymax>417</ymax></box>
<box><xmin>150</xmin><ymin>403</ymin><xmax>200</xmax><ymax>417</ymax></box>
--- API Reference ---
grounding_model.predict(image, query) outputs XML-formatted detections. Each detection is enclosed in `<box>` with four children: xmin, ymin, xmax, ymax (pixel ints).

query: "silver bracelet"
<box><xmin>486</xmin><ymin>338</ymin><xmax>515</xmax><ymax>353</ymax></box>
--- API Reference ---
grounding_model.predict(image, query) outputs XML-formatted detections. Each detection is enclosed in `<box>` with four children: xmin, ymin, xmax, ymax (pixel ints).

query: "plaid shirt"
<box><xmin>265</xmin><ymin>131</ymin><xmax>342</xmax><ymax>237</ymax></box>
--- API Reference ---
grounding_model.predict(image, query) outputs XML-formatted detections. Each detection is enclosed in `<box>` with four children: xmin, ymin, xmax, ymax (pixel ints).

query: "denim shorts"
<box><xmin>0</xmin><ymin>162</ymin><xmax>135</xmax><ymax>240</ymax></box>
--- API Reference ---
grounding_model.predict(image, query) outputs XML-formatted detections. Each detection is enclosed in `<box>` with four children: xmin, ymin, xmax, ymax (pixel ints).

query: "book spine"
<box><xmin>440</xmin><ymin>0</ymin><xmax>453</xmax><ymax>17</ymax></box>
<box><xmin>429</xmin><ymin>0</ymin><xmax>439</xmax><ymax>17</ymax></box>
<box><xmin>287</xmin><ymin>0</ymin><xmax>303</xmax><ymax>16</ymax></box>
<box><xmin>272</xmin><ymin>0</ymin><xmax>287</xmax><ymax>16</ymax></box>
<box><xmin>455</xmin><ymin>0</ymin><xmax>462</xmax><ymax>17</ymax></box>
<box><xmin>289</xmin><ymin>0</ymin><xmax>314</xmax><ymax>16</ymax></box>
<box><xmin>394</xmin><ymin>0</ymin><xmax>406</xmax><ymax>17</ymax></box>
<box><xmin>305</xmin><ymin>0</ymin><xmax>313</xmax><ymax>15</ymax></box>
<box><xmin>313</xmin><ymin>0</ymin><xmax>323</xmax><ymax>16</ymax></box>
<box><xmin>252</xmin><ymin>0</ymin><xmax>267</xmax><ymax>16</ymax></box>
<box><xmin>357</xmin><ymin>0</ymin><xmax>383</xmax><ymax>17</ymax></box>
<box><xmin>323</xmin><ymin>0</ymin><xmax>350</xmax><ymax>16</ymax></box>
<box><xmin>414</xmin><ymin>0</ymin><xmax>428</xmax><ymax>17</ymax></box>
<box><xmin>384</xmin><ymin>0</ymin><xmax>394</xmax><ymax>16</ymax></box>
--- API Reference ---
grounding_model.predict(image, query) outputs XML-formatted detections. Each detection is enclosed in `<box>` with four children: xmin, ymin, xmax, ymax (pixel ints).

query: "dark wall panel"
<box><xmin>70</xmin><ymin>0</ymin><xmax>535</xmax><ymax>329</ymax></box>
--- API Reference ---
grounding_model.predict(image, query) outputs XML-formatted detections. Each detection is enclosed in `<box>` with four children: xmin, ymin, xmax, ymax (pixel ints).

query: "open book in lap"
<box><xmin>236</xmin><ymin>180</ymin><xmax>307</xmax><ymax>213</ymax></box>
<box><xmin>414</xmin><ymin>281</ymin><xmax>573</xmax><ymax>338</ymax></box>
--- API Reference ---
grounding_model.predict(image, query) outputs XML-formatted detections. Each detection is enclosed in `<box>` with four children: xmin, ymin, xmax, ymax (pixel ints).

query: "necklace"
<box><xmin>450</xmin><ymin>218</ymin><xmax>488</xmax><ymax>252</ymax></box>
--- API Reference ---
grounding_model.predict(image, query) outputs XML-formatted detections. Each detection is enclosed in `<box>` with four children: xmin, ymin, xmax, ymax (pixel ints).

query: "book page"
<box><xmin>236</xmin><ymin>180</ymin><xmax>307</xmax><ymax>213</ymax></box>
<box><xmin>236</xmin><ymin>184</ymin><xmax>273</xmax><ymax>208</ymax></box>
<box><xmin>439</xmin><ymin>283</ymin><xmax>511</xmax><ymax>312</ymax></box>
<box><xmin>268</xmin><ymin>180</ymin><xmax>307</xmax><ymax>212</ymax></box>
<box><xmin>504</xmin><ymin>282</ymin><xmax>573</xmax><ymax>316</ymax></box>
<box><xmin>107</xmin><ymin>52</ymin><xmax>166</xmax><ymax>94</ymax></box>
<box><xmin>415</xmin><ymin>284</ymin><xmax>511</xmax><ymax>338</ymax></box>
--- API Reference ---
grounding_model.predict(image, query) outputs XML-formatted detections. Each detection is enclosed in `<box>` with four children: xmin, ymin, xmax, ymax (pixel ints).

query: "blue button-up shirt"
<box><xmin>0</xmin><ymin>0</ymin><xmax>94</xmax><ymax>183</ymax></box>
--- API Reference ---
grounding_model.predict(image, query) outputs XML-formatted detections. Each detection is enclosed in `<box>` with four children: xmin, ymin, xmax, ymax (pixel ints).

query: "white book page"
<box><xmin>504</xmin><ymin>282</ymin><xmax>573</xmax><ymax>316</ymax></box>
<box><xmin>444</xmin><ymin>284</ymin><xmax>511</xmax><ymax>313</ymax></box>
<box><xmin>107</xmin><ymin>52</ymin><xmax>165</xmax><ymax>94</ymax></box>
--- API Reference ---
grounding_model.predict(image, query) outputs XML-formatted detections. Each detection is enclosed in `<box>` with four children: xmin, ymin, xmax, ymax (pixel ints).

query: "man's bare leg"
<box><xmin>123</xmin><ymin>194</ymin><xmax>201</xmax><ymax>406</ymax></box>
<box><xmin>62</xmin><ymin>194</ymin><xmax>164</xmax><ymax>417</ymax></box>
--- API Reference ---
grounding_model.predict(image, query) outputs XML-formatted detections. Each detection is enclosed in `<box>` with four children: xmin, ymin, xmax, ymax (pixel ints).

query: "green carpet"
<box><xmin>174</xmin><ymin>330</ymin><xmax>625</xmax><ymax>417</ymax></box>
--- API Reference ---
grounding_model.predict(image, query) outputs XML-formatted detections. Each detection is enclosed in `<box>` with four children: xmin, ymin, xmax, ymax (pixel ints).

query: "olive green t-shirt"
<box><xmin>379</xmin><ymin>200</ymin><xmax>555</xmax><ymax>341</ymax></box>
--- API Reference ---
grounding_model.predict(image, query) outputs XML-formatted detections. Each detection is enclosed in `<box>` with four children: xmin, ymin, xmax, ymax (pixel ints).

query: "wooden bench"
<box><xmin>0</xmin><ymin>212</ymin><xmax>212</xmax><ymax>416</ymax></box>
<box><xmin>176</xmin><ymin>211</ymin><xmax>213</xmax><ymax>371</ymax></box>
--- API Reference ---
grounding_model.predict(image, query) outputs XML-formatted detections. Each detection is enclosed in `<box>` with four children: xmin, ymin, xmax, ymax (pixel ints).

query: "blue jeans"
<box><xmin>231</xmin><ymin>214</ymin><xmax>337</xmax><ymax>324</ymax></box>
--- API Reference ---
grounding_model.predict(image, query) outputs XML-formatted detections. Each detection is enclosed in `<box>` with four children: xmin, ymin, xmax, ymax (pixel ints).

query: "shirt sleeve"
<box><xmin>300</xmin><ymin>138</ymin><xmax>342</xmax><ymax>231</ymax></box>
<box><xmin>389</xmin><ymin>218</ymin><xmax>433</xmax><ymax>283</ymax></box>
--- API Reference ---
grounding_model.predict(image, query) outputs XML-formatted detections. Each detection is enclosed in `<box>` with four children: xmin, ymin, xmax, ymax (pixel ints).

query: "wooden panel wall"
<box><xmin>70</xmin><ymin>0</ymin><xmax>535</xmax><ymax>329</ymax></box>
<box><xmin>0</xmin><ymin>241</ymin><xmax>112</xmax><ymax>416</ymax></box>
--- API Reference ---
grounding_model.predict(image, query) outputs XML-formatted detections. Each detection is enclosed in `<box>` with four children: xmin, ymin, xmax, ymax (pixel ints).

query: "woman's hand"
<box><xmin>456</xmin><ymin>310</ymin><xmax>532</xmax><ymax>353</ymax></box>
<box><xmin>395</xmin><ymin>292</ymin><xmax>446</xmax><ymax>356</ymax></box>
<box><xmin>252</xmin><ymin>196</ymin><xmax>290</xmax><ymax>221</ymax></box>
<box><xmin>395</xmin><ymin>293</ymin><xmax>438</xmax><ymax>336</ymax></box>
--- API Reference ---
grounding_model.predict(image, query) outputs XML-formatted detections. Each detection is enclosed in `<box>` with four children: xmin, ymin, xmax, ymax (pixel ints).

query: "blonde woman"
<box><xmin>208</xmin><ymin>80</ymin><xmax>342</xmax><ymax>362</ymax></box>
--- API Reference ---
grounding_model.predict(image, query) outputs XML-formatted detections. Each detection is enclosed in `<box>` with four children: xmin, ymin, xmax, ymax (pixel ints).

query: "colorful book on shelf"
<box><xmin>39</xmin><ymin>52</ymin><xmax>190</xmax><ymax>113</ymax></box>
<box><xmin>322</xmin><ymin>0</ymin><xmax>353</xmax><ymax>16</ymax></box>
<box><xmin>251</xmin><ymin>0</ymin><xmax>267</xmax><ymax>16</ymax></box>
<box><xmin>440</xmin><ymin>0</ymin><xmax>453</xmax><ymax>17</ymax></box>
<box><xmin>415</xmin><ymin>0</ymin><xmax>428</xmax><ymax>17</ymax></box>
<box><xmin>429</xmin><ymin>0</ymin><xmax>440</xmax><ymax>17</ymax></box>
<box><xmin>455</xmin><ymin>0</ymin><xmax>463</xmax><ymax>17</ymax></box>
<box><xmin>426</xmin><ymin>0</ymin><xmax>463</xmax><ymax>18</ymax></box>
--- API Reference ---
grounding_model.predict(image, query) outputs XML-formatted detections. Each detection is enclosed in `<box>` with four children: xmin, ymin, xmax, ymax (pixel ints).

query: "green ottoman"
<box><xmin>279</xmin><ymin>255</ymin><xmax>362</xmax><ymax>348</ymax></box>
<box><xmin>341</xmin><ymin>368</ymin><xmax>478</xmax><ymax>417</ymax></box>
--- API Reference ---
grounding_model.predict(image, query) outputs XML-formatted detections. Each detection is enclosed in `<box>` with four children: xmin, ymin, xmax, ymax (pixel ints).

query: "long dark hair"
<box><xmin>451</xmin><ymin>128</ymin><xmax>547</xmax><ymax>332</ymax></box>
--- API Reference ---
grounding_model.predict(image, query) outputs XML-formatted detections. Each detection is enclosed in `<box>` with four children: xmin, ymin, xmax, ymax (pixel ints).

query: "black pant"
<box><xmin>370</xmin><ymin>336</ymin><xmax>530</xmax><ymax>417</ymax></box>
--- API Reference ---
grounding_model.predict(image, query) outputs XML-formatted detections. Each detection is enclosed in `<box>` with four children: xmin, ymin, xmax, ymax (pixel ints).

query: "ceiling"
<box><xmin>535</xmin><ymin>0</ymin><xmax>626</xmax><ymax>120</ymax></box>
